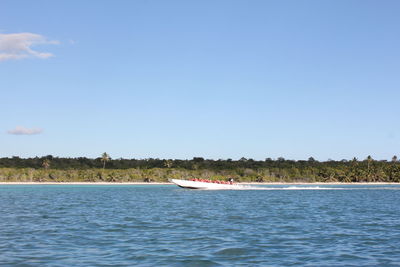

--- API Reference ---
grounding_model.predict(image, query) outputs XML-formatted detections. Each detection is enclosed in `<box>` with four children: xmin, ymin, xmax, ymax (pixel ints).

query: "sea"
<box><xmin>1</xmin><ymin>184</ymin><xmax>400</xmax><ymax>266</ymax></box>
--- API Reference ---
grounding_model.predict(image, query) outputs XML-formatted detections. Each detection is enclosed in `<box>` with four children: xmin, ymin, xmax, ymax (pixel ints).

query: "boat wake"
<box><xmin>239</xmin><ymin>186</ymin><xmax>341</xmax><ymax>190</ymax></box>
<box><xmin>233</xmin><ymin>185</ymin><xmax>400</xmax><ymax>191</ymax></box>
<box><xmin>170</xmin><ymin>179</ymin><xmax>400</xmax><ymax>190</ymax></box>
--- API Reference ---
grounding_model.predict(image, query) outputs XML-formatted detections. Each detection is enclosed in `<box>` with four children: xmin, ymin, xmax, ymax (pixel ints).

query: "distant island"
<box><xmin>0</xmin><ymin>154</ymin><xmax>399</xmax><ymax>183</ymax></box>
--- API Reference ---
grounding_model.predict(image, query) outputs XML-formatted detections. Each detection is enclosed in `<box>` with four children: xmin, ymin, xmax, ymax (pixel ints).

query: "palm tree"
<box><xmin>42</xmin><ymin>159</ymin><xmax>51</xmax><ymax>169</ymax></box>
<box><xmin>163</xmin><ymin>160</ymin><xmax>173</xmax><ymax>168</ymax></box>
<box><xmin>101</xmin><ymin>152</ymin><xmax>110</xmax><ymax>169</ymax></box>
<box><xmin>366</xmin><ymin>155</ymin><xmax>373</xmax><ymax>181</ymax></box>
<box><xmin>366</xmin><ymin>155</ymin><xmax>373</xmax><ymax>171</ymax></box>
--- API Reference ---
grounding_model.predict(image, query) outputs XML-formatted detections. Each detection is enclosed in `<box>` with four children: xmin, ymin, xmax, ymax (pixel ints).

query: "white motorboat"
<box><xmin>170</xmin><ymin>179</ymin><xmax>246</xmax><ymax>190</ymax></box>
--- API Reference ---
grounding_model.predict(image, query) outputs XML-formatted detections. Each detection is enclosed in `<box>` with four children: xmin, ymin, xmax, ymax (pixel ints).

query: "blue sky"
<box><xmin>1</xmin><ymin>0</ymin><xmax>399</xmax><ymax>160</ymax></box>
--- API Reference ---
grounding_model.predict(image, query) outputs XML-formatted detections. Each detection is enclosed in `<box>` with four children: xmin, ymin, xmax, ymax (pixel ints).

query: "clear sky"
<box><xmin>1</xmin><ymin>0</ymin><xmax>399</xmax><ymax>161</ymax></box>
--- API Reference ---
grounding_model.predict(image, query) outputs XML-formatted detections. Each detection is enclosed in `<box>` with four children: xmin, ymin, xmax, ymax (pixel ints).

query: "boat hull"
<box><xmin>170</xmin><ymin>179</ymin><xmax>245</xmax><ymax>190</ymax></box>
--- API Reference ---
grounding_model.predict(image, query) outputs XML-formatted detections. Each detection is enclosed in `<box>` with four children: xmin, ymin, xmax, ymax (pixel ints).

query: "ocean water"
<box><xmin>1</xmin><ymin>185</ymin><xmax>400</xmax><ymax>266</ymax></box>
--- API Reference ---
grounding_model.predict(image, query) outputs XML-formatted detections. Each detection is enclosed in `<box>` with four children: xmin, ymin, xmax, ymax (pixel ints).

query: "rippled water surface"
<box><xmin>1</xmin><ymin>184</ymin><xmax>400</xmax><ymax>266</ymax></box>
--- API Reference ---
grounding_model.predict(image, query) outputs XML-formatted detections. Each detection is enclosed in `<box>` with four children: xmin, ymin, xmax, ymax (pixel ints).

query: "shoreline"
<box><xmin>0</xmin><ymin>182</ymin><xmax>398</xmax><ymax>185</ymax></box>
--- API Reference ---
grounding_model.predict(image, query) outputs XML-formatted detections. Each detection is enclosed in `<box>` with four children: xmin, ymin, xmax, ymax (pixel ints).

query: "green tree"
<box><xmin>308</xmin><ymin>157</ymin><xmax>316</xmax><ymax>162</ymax></box>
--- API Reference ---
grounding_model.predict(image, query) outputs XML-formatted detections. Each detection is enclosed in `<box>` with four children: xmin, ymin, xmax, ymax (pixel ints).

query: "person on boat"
<box><xmin>228</xmin><ymin>178</ymin><xmax>234</xmax><ymax>184</ymax></box>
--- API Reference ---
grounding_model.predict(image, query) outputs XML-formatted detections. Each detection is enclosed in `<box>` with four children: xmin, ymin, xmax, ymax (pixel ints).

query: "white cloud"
<box><xmin>0</xmin><ymin>33</ymin><xmax>59</xmax><ymax>61</ymax></box>
<box><xmin>7</xmin><ymin>126</ymin><xmax>43</xmax><ymax>135</ymax></box>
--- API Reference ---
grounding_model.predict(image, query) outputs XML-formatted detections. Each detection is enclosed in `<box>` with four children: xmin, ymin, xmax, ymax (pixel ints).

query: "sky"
<box><xmin>1</xmin><ymin>0</ymin><xmax>399</xmax><ymax>161</ymax></box>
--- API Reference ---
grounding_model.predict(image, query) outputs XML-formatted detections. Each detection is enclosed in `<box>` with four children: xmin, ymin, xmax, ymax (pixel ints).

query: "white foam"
<box><xmin>236</xmin><ymin>186</ymin><xmax>400</xmax><ymax>191</ymax></box>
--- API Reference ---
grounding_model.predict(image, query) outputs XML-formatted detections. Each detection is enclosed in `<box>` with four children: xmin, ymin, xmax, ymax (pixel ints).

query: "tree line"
<box><xmin>0</xmin><ymin>154</ymin><xmax>399</xmax><ymax>182</ymax></box>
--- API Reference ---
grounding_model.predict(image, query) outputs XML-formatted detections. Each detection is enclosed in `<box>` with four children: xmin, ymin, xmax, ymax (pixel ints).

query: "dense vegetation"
<box><xmin>0</xmin><ymin>155</ymin><xmax>399</xmax><ymax>183</ymax></box>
